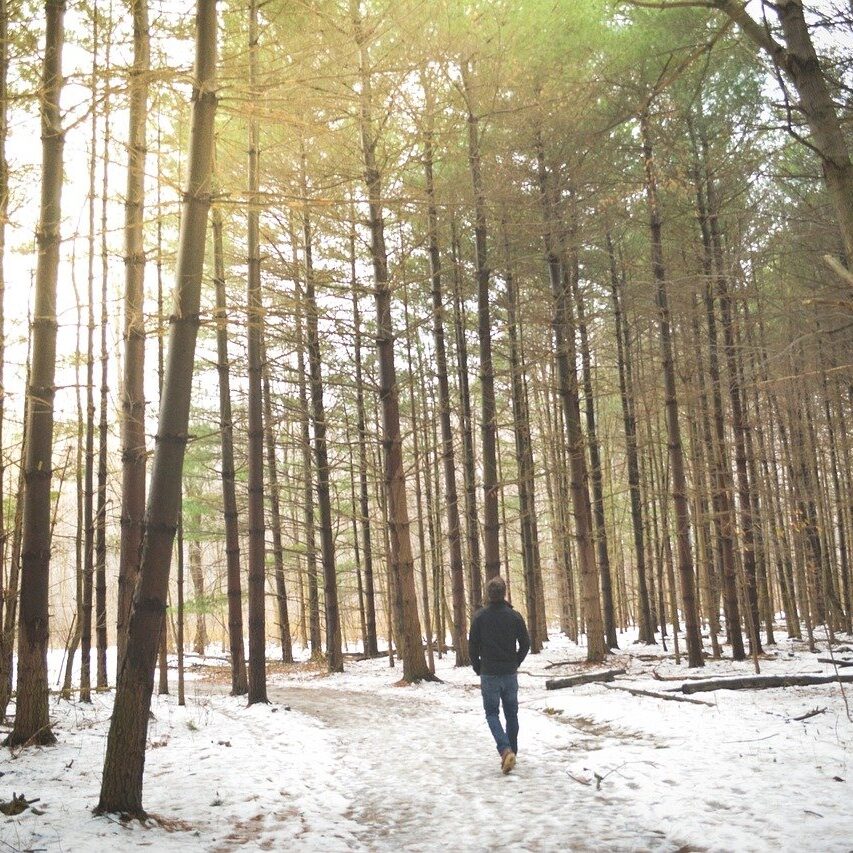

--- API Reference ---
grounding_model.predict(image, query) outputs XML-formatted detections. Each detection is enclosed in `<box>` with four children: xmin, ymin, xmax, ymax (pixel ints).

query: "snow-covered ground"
<box><xmin>2</xmin><ymin>630</ymin><xmax>852</xmax><ymax>851</ymax></box>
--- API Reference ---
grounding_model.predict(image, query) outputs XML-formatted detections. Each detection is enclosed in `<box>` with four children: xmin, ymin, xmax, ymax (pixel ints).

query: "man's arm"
<box><xmin>468</xmin><ymin>614</ymin><xmax>481</xmax><ymax>675</ymax></box>
<box><xmin>516</xmin><ymin>614</ymin><xmax>530</xmax><ymax>667</ymax></box>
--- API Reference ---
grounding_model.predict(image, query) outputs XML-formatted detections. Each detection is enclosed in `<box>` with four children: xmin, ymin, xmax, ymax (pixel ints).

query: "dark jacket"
<box><xmin>468</xmin><ymin>601</ymin><xmax>530</xmax><ymax>676</ymax></box>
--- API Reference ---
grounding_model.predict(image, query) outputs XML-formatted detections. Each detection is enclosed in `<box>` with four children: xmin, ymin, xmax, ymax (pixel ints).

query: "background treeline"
<box><xmin>0</xmin><ymin>0</ymin><xmax>851</xmax><ymax>776</ymax></box>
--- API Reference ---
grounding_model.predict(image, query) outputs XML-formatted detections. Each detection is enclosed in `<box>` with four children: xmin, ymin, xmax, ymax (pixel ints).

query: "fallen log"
<box><xmin>816</xmin><ymin>658</ymin><xmax>853</xmax><ymax>668</ymax></box>
<box><xmin>603</xmin><ymin>683</ymin><xmax>713</xmax><ymax>706</ymax></box>
<box><xmin>681</xmin><ymin>673</ymin><xmax>853</xmax><ymax>694</ymax></box>
<box><xmin>545</xmin><ymin>668</ymin><xmax>626</xmax><ymax>691</ymax></box>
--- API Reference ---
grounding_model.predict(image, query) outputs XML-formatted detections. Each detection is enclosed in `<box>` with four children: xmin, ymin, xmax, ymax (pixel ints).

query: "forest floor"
<box><xmin>2</xmin><ymin>627</ymin><xmax>852</xmax><ymax>852</ymax></box>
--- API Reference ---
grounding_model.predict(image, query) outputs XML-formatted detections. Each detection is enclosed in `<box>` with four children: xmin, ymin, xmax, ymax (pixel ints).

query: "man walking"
<box><xmin>469</xmin><ymin>576</ymin><xmax>530</xmax><ymax>774</ymax></box>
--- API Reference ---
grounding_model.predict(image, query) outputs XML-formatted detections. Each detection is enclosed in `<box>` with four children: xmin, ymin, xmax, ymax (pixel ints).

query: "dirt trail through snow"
<box><xmin>266</xmin><ymin>682</ymin><xmax>677</xmax><ymax>852</ymax></box>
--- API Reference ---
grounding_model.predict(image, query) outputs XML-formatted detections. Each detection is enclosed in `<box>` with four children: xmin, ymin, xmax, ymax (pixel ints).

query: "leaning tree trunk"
<box><xmin>460</xmin><ymin>61</ymin><xmax>501</xmax><ymax>584</ymax></box>
<box><xmin>117</xmin><ymin>0</ymin><xmax>149</xmax><ymax>671</ymax></box>
<box><xmin>352</xmin><ymin>0</ymin><xmax>430</xmax><ymax>682</ymax></box>
<box><xmin>534</xmin><ymin>130</ymin><xmax>605</xmax><ymax>664</ymax></box>
<box><xmin>211</xmin><ymin>203</ymin><xmax>248</xmax><ymax>692</ymax></box>
<box><xmin>96</xmin><ymin>0</ymin><xmax>217</xmax><ymax>814</ymax></box>
<box><xmin>716</xmin><ymin>0</ymin><xmax>853</xmax><ymax>268</ymax></box>
<box><xmin>640</xmin><ymin>109</ymin><xmax>703</xmax><ymax>668</ymax></box>
<box><xmin>245</xmin><ymin>0</ymin><xmax>267</xmax><ymax>705</ymax></box>
<box><xmin>9</xmin><ymin>0</ymin><xmax>65</xmax><ymax>747</ymax></box>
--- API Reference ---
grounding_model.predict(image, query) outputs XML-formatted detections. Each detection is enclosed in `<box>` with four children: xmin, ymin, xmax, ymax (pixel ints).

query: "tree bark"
<box><xmin>640</xmin><ymin>109</ymin><xmax>703</xmax><ymax>668</ymax></box>
<box><xmin>422</xmin><ymin>98</ymin><xmax>468</xmax><ymax>665</ymax></box>
<box><xmin>96</xmin><ymin>0</ymin><xmax>218</xmax><ymax>813</ymax></box>
<box><xmin>567</xmin><ymin>240</ymin><xmax>617</xmax><ymax>650</ymax></box>
<box><xmin>211</xmin><ymin>203</ymin><xmax>248</xmax><ymax>693</ymax></box>
<box><xmin>501</xmin><ymin>221</ymin><xmax>543</xmax><ymax>653</ymax></box>
<box><xmin>606</xmin><ymin>231</ymin><xmax>654</xmax><ymax>643</ymax></box>
<box><xmin>714</xmin><ymin>0</ymin><xmax>853</xmax><ymax>268</ymax></box>
<box><xmin>352</xmin><ymin>0</ymin><xmax>430</xmax><ymax>682</ymax></box>
<box><xmin>295</xmin><ymin>271</ymin><xmax>321</xmax><ymax>657</ymax></box>
<box><xmin>348</xmin><ymin>206</ymin><xmax>378</xmax><ymax>656</ymax></box>
<box><xmin>80</xmin><ymin>16</ymin><xmax>99</xmax><ymax>703</ymax></box>
<box><xmin>450</xmin><ymin>218</ymin><xmax>482</xmax><ymax>612</ymax></box>
<box><xmin>460</xmin><ymin>62</ymin><xmax>501</xmax><ymax>584</ymax></box>
<box><xmin>245</xmin><ymin>0</ymin><xmax>267</xmax><ymax>704</ymax></box>
<box><xmin>535</xmin><ymin>131</ymin><xmax>605</xmax><ymax>663</ymax></box>
<box><xmin>9</xmin><ymin>0</ymin><xmax>65</xmax><ymax>747</ymax></box>
<box><xmin>301</xmin><ymin>158</ymin><xmax>342</xmax><ymax>673</ymax></box>
<box><xmin>117</xmin><ymin>0</ymin><xmax>149</xmax><ymax>671</ymax></box>
<box><xmin>95</xmin><ymin>14</ymin><xmax>113</xmax><ymax>689</ymax></box>
<box><xmin>687</xmin><ymin>115</ymin><xmax>745</xmax><ymax>660</ymax></box>
<box><xmin>260</xmin><ymin>330</ymin><xmax>293</xmax><ymax>664</ymax></box>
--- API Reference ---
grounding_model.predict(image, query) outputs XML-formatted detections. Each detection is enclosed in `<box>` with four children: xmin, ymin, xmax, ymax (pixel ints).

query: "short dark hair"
<box><xmin>486</xmin><ymin>575</ymin><xmax>507</xmax><ymax>603</ymax></box>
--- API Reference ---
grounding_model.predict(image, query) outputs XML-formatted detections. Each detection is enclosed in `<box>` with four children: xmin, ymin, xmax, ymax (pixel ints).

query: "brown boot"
<box><xmin>500</xmin><ymin>749</ymin><xmax>516</xmax><ymax>774</ymax></box>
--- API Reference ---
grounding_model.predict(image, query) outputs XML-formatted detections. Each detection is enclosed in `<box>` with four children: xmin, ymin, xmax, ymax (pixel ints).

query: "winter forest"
<box><xmin>1</xmin><ymin>0</ymin><xmax>852</xmax><ymax>849</ymax></box>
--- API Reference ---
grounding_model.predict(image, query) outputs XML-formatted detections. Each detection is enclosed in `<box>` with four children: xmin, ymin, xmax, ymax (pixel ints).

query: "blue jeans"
<box><xmin>480</xmin><ymin>673</ymin><xmax>519</xmax><ymax>755</ymax></box>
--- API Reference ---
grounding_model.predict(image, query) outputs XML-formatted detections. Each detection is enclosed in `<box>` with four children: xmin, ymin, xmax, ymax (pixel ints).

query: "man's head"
<box><xmin>486</xmin><ymin>575</ymin><xmax>507</xmax><ymax>604</ymax></box>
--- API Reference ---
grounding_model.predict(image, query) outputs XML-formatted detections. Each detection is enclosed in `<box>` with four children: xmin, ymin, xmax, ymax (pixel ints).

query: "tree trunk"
<box><xmin>402</xmin><ymin>277</ymin><xmax>435</xmax><ymax>673</ymax></box>
<box><xmin>352</xmin><ymin>0</ymin><xmax>430</xmax><ymax>682</ymax></box>
<box><xmin>535</xmin><ymin>132</ymin><xmax>605</xmax><ymax>664</ymax></box>
<box><xmin>687</xmin><ymin>116</ymin><xmax>745</xmax><ymax>660</ymax></box>
<box><xmin>260</xmin><ymin>329</ymin><xmax>293</xmax><ymax>664</ymax></box>
<box><xmin>0</xmin><ymin>390</ymin><xmax>26</xmax><ymax>721</ymax></box>
<box><xmin>95</xmin><ymin>14</ymin><xmax>113</xmax><ymax>689</ymax></box>
<box><xmin>9</xmin><ymin>0</ymin><xmax>65</xmax><ymax>747</ymax></box>
<box><xmin>348</xmin><ymin>206</ymin><xmax>378</xmax><ymax>656</ymax></box>
<box><xmin>422</xmin><ymin>92</ymin><xmax>468</xmax><ymax>665</ymax></box>
<box><xmin>80</xmin><ymin>19</ymin><xmax>99</xmax><ymax>703</ymax></box>
<box><xmin>211</xmin><ymin>203</ymin><xmax>248</xmax><ymax>693</ymax></box>
<box><xmin>640</xmin><ymin>110</ymin><xmax>703</xmax><ymax>668</ymax></box>
<box><xmin>567</xmin><ymin>244</ymin><xmax>617</xmax><ymax>650</ymax></box>
<box><xmin>176</xmin><ymin>514</ymin><xmax>185</xmax><ymax>706</ymax></box>
<box><xmin>606</xmin><ymin>231</ymin><xmax>654</xmax><ymax>643</ymax></box>
<box><xmin>450</xmin><ymin>218</ymin><xmax>482</xmax><ymax>612</ymax></box>
<box><xmin>0</xmin><ymin>0</ymin><xmax>7</xmax><ymax>646</ymax></box>
<box><xmin>117</xmin><ymin>0</ymin><xmax>149</xmax><ymax>672</ymax></box>
<box><xmin>189</xmin><ymin>516</ymin><xmax>207</xmax><ymax>655</ymax></box>
<box><xmin>460</xmin><ymin>62</ymin><xmax>501</xmax><ymax>584</ymax></box>
<box><xmin>295</xmin><ymin>271</ymin><xmax>321</xmax><ymax>657</ymax></box>
<box><xmin>96</xmin><ymin>0</ymin><xmax>217</xmax><ymax>813</ymax></box>
<box><xmin>301</xmin><ymin>159</ymin><xmax>342</xmax><ymax>673</ymax></box>
<box><xmin>717</xmin><ymin>0</ymin><xmax>853</xmax><ymax>267</ymax></box>
<box><xmin>501</xmin><ymin>221</ymin><xmax>544</xmax><ymax>652</ymax></box>
<box><xmin>701</xmin><ymin>128</ymin><xmax>762</xmax><ymax>655</ymax></box>
<box><xmin>245</xmin><ymin>0</ymin><xmax>267</xmax><ymax>705</ymax></box>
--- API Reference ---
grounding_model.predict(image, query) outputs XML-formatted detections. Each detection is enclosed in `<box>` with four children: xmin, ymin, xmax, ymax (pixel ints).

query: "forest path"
<box><xmin>265</xmin><ymin>680</ymin><xmax>678</xmax><ymax>852</ymax></box>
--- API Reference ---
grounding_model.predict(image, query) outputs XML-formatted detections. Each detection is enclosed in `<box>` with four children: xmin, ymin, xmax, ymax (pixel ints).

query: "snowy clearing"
<box><xmin>2</xmin><ymin>631</ymin><xmax>852</xmax><ymax>852</ymax></box>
